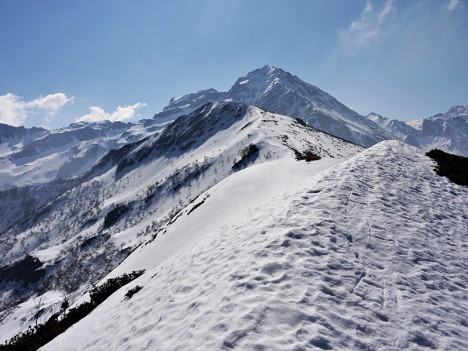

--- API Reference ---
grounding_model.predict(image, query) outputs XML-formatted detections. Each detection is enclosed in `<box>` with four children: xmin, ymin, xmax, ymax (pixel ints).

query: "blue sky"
<box><xmin>0</xmin><ymin>0</ymin><xmax>467</xmax><ymax>128</ymax></box>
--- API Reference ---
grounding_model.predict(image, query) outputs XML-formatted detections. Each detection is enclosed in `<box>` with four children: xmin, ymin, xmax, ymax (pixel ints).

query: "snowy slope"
<box><xmin>368</xmin><ymin>105</ymin><xmax>468</xmax><ymax>157</ymax></box>
<box><xmin>228</xmin><ymin>66</ymin><xmax>394</xmax><ymax>147</ymax></box>
<box><xmin>0</xmin><ymin>124</ymin><xmax>47</xmax><ymax>157</ymax></box>
<box><xmin>0</xmin><ymin>103</ymin><xmax>363</xmax><ymax>342</ymax></box>
<box><xmin>41</xmin><ymin>140</ymin><xmax>468</xmax><ymax>351</ymax></box>
<box><xmin>153</xmin><ymin>89</ymin><xmax>228</xmax><ymax>123</ymax></box>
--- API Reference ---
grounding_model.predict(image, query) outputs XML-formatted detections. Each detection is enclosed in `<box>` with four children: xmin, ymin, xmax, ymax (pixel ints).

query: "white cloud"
<box><xmin>77</xmin><ymin>102</ymin><xmax>147</xmax><ymax>123</ymax></box>
<box><xmin>447</xmin><ymin>0</ymin><xmax>462</xmax><ymax>11</ymax></box>
<box><xmin>342</xmin><ymin>0</ymin><xmax>395</xmax><ymax>51</ymax></box>
<box><xmin>0</xmin><ymin>94</ymin><xmax>26</xmax><ymax>126</ymax></box>
<box><xmin>27</xmin><ymin>93</ymin><xmax>73</xmax><ymax>113</ymax></box>
<box><xmin>0</xmin><ymin>93</ymin><xmax>73</xmax><ymax>126</ymax></box>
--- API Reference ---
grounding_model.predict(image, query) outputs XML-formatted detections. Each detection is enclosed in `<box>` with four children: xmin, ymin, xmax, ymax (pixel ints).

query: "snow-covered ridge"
<box><xmin>0</xmin><ymin>102</ymin><xmax>363</xmax><ymax>342</ymax></box>
<box><xmin>41</xmin><ymin>140</ymin><xmax>468</xmax><ymax>351</ymax></box>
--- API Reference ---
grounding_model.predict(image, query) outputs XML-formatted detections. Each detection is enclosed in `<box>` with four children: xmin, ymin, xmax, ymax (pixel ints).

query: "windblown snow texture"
<box><xmin>41</xmin><ymin>141</ymin><xmax>468</xmax><ymax>351</ymax></box>
<box><xmin>0</xmin><ymin>103</ymin><xmax>363</xmax><ymax>343</ymax></box>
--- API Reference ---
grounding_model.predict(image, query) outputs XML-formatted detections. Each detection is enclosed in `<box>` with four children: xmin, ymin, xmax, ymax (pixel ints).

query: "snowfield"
<box><xmin>0</xmin><ymin>102</ymin><xmax>363</xmax><ymax>342</ymax></box>
<box><xmin>41</xmin><ymin>141</ymin><xmax>468</xmax><ymax>351</ymax></box>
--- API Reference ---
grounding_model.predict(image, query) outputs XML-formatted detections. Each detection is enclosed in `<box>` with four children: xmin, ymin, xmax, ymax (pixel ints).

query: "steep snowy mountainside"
<box><xmin>368</xmin><ymin>105</ymin><xmax>468</xmax><ymax>156</ymax></box>
<box><xmin>0</xmin><ymin>120</ymin><xmax>166</xmax><ymax>190</ymax></box>
<box><xmin>0</xmin><ymin>102</ymin><xmax>363</xmax><ymax>342</ymax></box>
<box><xmin>153</xmin><ymin>88</ymin><xmax>228</xmax><ymax>123</ymax></box>
<box><xmin>154</xmin><ymin>65</ymin><xmax>393</xmax><ymax>147</ymax></box>
<box><xmin>41</xmin><ymin>140</ymin><xmax>468</xmax><ymax>351</ymax></box>
<box><xmin>0</xmin><ymin>123</ymin><xmax>47</xmax><ymax>157</ymax></box>
<box><xmin>121</xmin><ymin>102</ymin><xmax>360</xmax><ymax>175</ymax></box>
<box><xmin>367</xmin><ymin>112</ymin><xmax>415</xmax><ymax>140</ymax></box>
<box><xmin>228</xmin><ymin>66</ymin><xmax>393</xmax><ymax>147</ymax></box>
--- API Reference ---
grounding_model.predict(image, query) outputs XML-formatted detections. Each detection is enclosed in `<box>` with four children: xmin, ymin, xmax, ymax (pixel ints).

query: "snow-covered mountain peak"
<box><xmin>167</xmin><ymin>88</ymin><xmax>221</xmax><ymax>106</ymax></box>
<box><xmin>429</xmin><ymin>104</ymin><xmax>468</xmax><ymax>122</ymax></box>
<box><xmin>366</xmin><ymin>112</ymin><xmax>387</xmax><ymax>124</ymax></box>
<box><xmin>228</xmin><ymin>65</ymin><xmax>293</xmax><ymax>105</ymax></box>
<box><xmin>154</xmin><ymin>88</ymin><xmax>228</xmax><ymax>123</ymax></box>
<box><xmin>0</xmin><ymin>119</ymin><xmax>164</xmax><ymax>190</ymax></box>
<box><xmin>155</xmin><ymin>66</ymin><xmax>466</xmax><ymax>153</ymax></box>
<box><xmin>154</xmin><ymin>66</ymin><xmax>394</xmax><ymax>147</ymax></box>
<box><xmin>64</xmin><ymin>120</ymin><xmax>132</xmax><ymax>132</ymax></box>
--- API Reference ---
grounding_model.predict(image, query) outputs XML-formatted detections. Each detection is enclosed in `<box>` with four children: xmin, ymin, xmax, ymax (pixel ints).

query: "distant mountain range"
<box><xmin>367</xmin><ymin>105</ymin><xmax>468</xmax><ymax>157</ymax></box>
<box><xmin>0</xmin><ymin>120</ymin><xmax>166</xmax><ymax>190</ymax></box>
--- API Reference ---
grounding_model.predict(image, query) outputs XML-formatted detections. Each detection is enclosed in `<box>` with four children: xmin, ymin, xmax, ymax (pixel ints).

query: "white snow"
<box><xmin>107</xmin><ymin>157</ymin><xmax>341</xmax><ymax>279</ymax></box>
<box><xmin>0</xmin><ymin>290</ymin><xmax>64</xmax><ymax>342</ymax></box>
<box><xmin>41</xmin><ymin>141</ymin><xmax>468</xmax><ymax>351</ymax></box>
<box><xmin>405</xmin><ymin>119</ymin><xmax>423</xmax><ymax>130</ymax></box>
<box><xmin>0</xmin><ymin>103</ymin><xmax>364</xmax><ymax>343</ymax></box>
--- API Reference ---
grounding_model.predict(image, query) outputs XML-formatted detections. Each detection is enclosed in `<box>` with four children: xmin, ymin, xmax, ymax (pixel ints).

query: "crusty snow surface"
<box><xmin>0</xmin><ymin>103</ymin><xmax>363</xmax><ymax>342</ymax></box>
<box><xmin>42</xmin><ymin>141</ymin><xmax>467</xmax><ymax>351</ymax></box>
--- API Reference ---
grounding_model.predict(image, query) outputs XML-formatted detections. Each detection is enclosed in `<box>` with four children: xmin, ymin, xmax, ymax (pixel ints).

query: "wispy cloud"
<box><xmin>0</xmin><ymin>93</ymin><xmax>73</xmax><ymax>126</ymax></box>
<box><xmin>77</xmin><ymin>102</ymin><xmax>147</xmax><ymax>123</ymax></box>
<box><xmin>447</xmin><ymin>0</ymin><xmax>463</xmax><ymax>11</ymax></box>
<box><xmin>341</xmin><ymin>0</ymin><xmax>395</xmax><ymax>51</ymax></box>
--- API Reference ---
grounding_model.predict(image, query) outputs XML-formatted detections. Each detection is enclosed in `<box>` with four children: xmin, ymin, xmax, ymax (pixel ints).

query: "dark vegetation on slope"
<box><xmin>289</xmin><ymin>145</ymin><xmax>322</xmax><ymax>162</ymax></box>
<box><xmin>294</xmin><ymin>150</ymin><xmax>322</xmax><ymax>162</ymax></box>
<box><xmin>187</xmin><ymin>198</ymin><xmax>207</xmax><ymax>215</ymax></box>
<box><xmin>426</xmin><ymin>149</ymin><xmax>468</xmax><ymax>186</ymax></box>
<box><xmin>0</xmin><ymin>256</ymin><xmax>45</xmax><ymax>286</ymax></box>
<box><xmin>0</xmin><ymin>270</ymin><xmax>144</xmax><ymax>351</ymax></box>
<box><xmin>232</xmin><ymin>144</ymin><xmax>260</xmax><ymax>172</ymax></box>
<box><xmin>0</xmin><ymin>179</ymin><xmax>78</xmax><ymax>234</ymax></box>
<box><xmin>102</xmin><ymin>204</ymin><xmax>130</xmax><ymax>229</ymax></box>
<box><xmin>124</xmin><ymin>285</ymin><xmax>142</xmax><ymax>300</ymax></box>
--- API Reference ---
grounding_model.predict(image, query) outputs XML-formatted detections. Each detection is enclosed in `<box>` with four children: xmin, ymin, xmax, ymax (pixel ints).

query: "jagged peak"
<box><xmin>446</xmin><ymin>105</ymin><xmax>468</xmax><ymax>116</ymax></box>
<box><xmin>366</xmin><ymin>112</ymin><xmax>390</xmax><ymax>123</ymax></box>
<box><xmin>426</xmin><ymin>105</ymin><xmax>468</xmax><ymax>121</ymax></box>
<box><xmin>259</xmin><ymin>64</ymin><xmax>282</xmax><ymax>75</ymax></box>
<box><xmin>169</xmin><ymin>88</ymin><xmax>220</xmax><ymax>104</ymax></box>
<box><xmin>243</xmin><ymin>65</ymin><xmax>287</xmax><ymax>80</ymax></box>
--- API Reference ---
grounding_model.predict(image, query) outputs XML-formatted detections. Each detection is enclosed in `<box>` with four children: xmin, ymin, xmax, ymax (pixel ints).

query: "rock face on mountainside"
<box><xmin>368</xmin><ymin>105</ymin><xmax>468</xmax><ymax>156</ymax></box>
<box><xmin>40</xmin><ymin>140</ymin><xmax>468</xmax><ymax>351</ymax></box>
<box><xmin>0</xmin><ymin>124</ymin><xmax>47</xmax><ymax>153</ymax></box>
